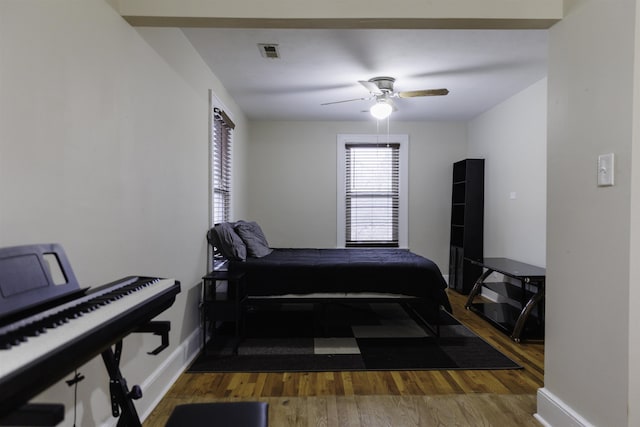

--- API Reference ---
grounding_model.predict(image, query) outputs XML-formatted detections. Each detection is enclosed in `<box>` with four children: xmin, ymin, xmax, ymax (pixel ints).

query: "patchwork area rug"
<box><xmin>188</xmin><ymin>302</ymin><xmax>522</xmax><ymax>373</ymax></box>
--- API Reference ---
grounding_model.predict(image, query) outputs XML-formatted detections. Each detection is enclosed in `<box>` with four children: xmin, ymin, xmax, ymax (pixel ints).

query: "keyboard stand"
<box><xmin>0</xmin><ymin>322</ymin><xmax>172</xmax><ymax>427</ymax></box>
<box><xmin>102</xmin><ymin>341</ymin><xmax>143</xmax><ymax>427</ymax></box>
<box><xmin>135</xmin><ymin>321</ymin><xmax>171</xmax><ymax>355</ymax></box>
<box><xmin>102</xmin><ymin>321</ymin><xmax>172</xmax><ymax>427</ymax></box>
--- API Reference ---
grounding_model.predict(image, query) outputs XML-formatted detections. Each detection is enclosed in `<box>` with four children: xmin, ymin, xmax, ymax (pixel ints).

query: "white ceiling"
<box><xmin>182</xmin><ymin>28</ymin><xmax>548</xmax><ymax>121</ymax></box>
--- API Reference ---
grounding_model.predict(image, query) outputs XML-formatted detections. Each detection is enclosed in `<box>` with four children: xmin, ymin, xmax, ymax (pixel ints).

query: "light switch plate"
<box><xmin>597</xmin><ymin>153</ymin><xmax>615</xmax><ymax>187</ymax></box>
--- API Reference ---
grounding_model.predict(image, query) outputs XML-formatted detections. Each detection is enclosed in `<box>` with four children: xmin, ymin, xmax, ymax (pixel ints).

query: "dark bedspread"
<box><xmin>228</xmin><ymin>248</ymin><xmax>451</xmax><ymax>312</ymax></box>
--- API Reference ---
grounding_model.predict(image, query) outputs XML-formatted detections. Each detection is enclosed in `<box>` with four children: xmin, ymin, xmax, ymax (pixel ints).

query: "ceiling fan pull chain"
<box><xmin>387</xmin><ymin>115</ymin><xmax>390</xmax><ymax>145</ymax></box>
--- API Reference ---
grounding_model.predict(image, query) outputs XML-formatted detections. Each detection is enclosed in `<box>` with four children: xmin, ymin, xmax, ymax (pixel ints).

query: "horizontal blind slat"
<box><xmin>345</xmin><ymin>143</ymin><xmax>399</xmax><ymax>246</ymax></box>
<box><xmin>211</xmin><ymin>109</ymin><xmax>233</xmax><ymax>224</ymax></box>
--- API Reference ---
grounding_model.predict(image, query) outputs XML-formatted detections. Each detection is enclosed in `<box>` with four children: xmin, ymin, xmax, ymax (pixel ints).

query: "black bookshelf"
<box><xmin>448</xmin><ymin>159</ymin><xmax>484</xmax><ymax>294</ymax></box>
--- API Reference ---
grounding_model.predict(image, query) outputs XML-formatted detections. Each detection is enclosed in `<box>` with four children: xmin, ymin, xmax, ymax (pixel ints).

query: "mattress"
<box><xmin>227</xmin><ymin>248</ymin><xmax>451</xmax><ymax>311</ymax></box>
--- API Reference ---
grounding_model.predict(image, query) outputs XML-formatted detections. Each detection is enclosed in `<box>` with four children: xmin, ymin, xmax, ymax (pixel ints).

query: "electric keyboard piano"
<box><xmin>0</xmin><ymin>244</ymin><xmax>180</xmax><ymax>425</ymax></box>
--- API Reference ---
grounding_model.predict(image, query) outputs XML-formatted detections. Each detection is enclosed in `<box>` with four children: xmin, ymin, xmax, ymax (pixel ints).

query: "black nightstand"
<box><xmin>201</xmin><ymin>270</ymin><xmax>247</xmax><ymax>354</ymax></box>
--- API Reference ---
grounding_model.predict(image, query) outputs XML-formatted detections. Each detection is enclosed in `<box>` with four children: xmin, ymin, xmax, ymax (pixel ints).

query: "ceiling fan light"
<box><xmin>370</xmin><ymin>100</ymin><xmax>393</xmax><ymax>120</ymax></box>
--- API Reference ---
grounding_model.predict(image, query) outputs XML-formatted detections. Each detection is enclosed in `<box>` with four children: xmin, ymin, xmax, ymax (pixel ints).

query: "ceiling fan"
<box><xmin>321</xmin><ymin>76</ymin><xmax>449</xmax><ymax>119</ymax></box>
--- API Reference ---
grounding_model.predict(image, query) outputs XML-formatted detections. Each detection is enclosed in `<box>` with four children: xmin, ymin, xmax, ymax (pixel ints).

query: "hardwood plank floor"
<box><xmin>144</xmin><ymin>290</ymin><xmax>544</xmax><ymax>426</ymax></box>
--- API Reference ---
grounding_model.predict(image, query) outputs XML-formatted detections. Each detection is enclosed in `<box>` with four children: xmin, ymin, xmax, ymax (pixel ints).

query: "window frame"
<box><xmin>336</xmin><ymin>134</ymin><xmax>409</xmax><ymax>248</ymax></box>
<box><xmin>209</xmin><ymin>92</ymin><xmax>235</xmax><ymax>228</ymax></box>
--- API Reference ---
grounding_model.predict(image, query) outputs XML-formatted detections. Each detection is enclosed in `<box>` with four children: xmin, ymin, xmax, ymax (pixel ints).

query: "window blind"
<box><xmin>345</xmin><ymin>143</ymin><xmax>400</xmax><ymax>247</ymax></box>
<box><xmin>211</xmin><ymin>107</ymin><xmax>235</xmax><ymax>224</ymax></box>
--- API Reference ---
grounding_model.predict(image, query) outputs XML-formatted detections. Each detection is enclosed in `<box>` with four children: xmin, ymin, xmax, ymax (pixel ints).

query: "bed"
<box><xmin>206</xmin><ymin>221</ymin><xmax>452</xmax><ymax>334</ymax></box>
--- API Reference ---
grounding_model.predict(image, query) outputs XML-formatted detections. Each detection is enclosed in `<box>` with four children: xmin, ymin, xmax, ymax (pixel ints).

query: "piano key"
<box><xmin>0</xmin><ymin>277</ymin><xmax>177</xmax><ymax>380</ymax></box>
<box><xmin>0</xmin><ymin>277</ymin><xmax>147</xmax><ymax>346</ymax></box>
<box><xmin>0</xmin><ymin>244</ymin><xmax>181</xmax><ymax>420</ymax></box>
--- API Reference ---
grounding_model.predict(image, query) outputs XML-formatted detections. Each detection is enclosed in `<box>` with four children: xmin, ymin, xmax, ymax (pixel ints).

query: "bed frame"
<box><xmin>206</xmin><ymin>228</ymin><xmax>451</xmax><ymax>339</ymax></box>
<box><xmin>246</xmin><ymin>292</ymin><xmax>444</xmax><ymax>338</ymax></box>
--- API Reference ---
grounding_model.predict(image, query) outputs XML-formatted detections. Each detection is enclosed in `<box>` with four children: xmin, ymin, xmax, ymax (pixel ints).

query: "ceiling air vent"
<box><xmin>258</xmin><ymin>44</ymin><xmax>280</xmax><ymax>59</ymax></box>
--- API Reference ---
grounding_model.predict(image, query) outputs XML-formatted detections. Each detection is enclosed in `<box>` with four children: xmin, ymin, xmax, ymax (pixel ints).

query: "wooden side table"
<box><xmin>201</xmin><ymin>270</ymin><xmax>246</xmax><ymax>354</ymax></box>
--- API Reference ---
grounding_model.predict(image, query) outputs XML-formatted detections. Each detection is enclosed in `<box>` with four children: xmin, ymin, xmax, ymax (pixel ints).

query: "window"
<box><xmin>337</xmin><ymin>134</ymin><xmax>408</xmax><ymax>248</ymax></box>
<box><xmin>210</xmin><ymin>106</ymin><xmax>235</xmax><ymax>225</ymax></box>
<box><xmin>345</xmin><ymin>143</ymin><xmax>399</xmax><ymax>246</ymax></box>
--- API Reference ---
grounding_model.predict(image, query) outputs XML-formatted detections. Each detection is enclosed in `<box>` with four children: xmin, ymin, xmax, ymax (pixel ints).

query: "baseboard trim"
<box><xmin>139</xmin><ymin>328</ymin><xmax>202</xmax><ymax>422</ymax></box>
<box><xmin>535</xmin><ymin>387</ymin><xmax>595</xmax><ymax>427</ymax></box>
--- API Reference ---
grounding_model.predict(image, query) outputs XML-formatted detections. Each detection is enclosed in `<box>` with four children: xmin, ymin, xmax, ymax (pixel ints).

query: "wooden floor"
<box><xmin>144</xmin><ymin>290</ymin><xmax>544</xmax><ymax>426</ymax></box>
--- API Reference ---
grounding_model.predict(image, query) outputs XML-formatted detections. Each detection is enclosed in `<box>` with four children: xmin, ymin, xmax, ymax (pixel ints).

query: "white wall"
<box><xmin>538</xmin><ymin>1</ymin><xmax>637</xmax><ymax>426</ymax></box>
<box><xmin>0</xmin><ymin>1</ymin><xmax>246</xmax><ymax>426</ymax></box>
<box><xmin>629</xmin><ymin>4</ymin><xmax>640</xmax><ymax>426</ymax></box>
<box><xmin>132</xmin><ymin>27</ymin><xmax>250</xmax><ymax>221</ymax></box>
<box><xmin>246</xmin><ymin>120</ymin><xmax>467</xmax><ymax>269</ymax></box>
<box><xmin>468</xmin><ymin>78</ymin><xmax>547</xmax><ymax>267</ymax></box>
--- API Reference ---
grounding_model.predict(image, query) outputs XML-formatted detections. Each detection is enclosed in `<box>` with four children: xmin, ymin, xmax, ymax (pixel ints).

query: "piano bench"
<box><xmin>165</xmin><ymin>402</ymin><xmax>268</xmax><ymax>427</ymax></box>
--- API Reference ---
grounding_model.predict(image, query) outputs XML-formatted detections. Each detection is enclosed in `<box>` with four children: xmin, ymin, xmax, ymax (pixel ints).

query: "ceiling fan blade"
<box><xmin>398</xmin><ymin>88</ymin><xmax>449</xmax><ymax>98</ymax></box>
<box><xmin>321</xmin><ymin>97</ymin><xmax>370</xmax><ymax>106</ymax></box>
<box><xmin>358</xmin><ymin>80</ymin><xmax>383</xmax><ymax>95</ymax></box>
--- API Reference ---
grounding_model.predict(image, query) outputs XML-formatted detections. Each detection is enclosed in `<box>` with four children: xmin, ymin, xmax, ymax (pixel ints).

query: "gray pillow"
<box><xmin>235</xmin><ymin>221</ymin><xmax>273</xmax><ymax>258</ymax></box>
<box><xmin>214</xmin><ymin>222</ymin><xmax>247</xmax><ymax>261</ymax></box>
